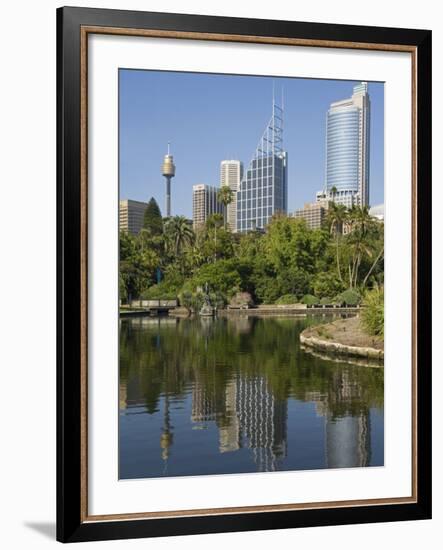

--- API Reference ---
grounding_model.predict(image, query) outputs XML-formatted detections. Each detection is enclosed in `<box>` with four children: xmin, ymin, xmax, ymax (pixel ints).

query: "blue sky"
<box><xmin>119</xmin><ymin>70</ymin><xmax>384</xmax><ymax>218</ymax></box>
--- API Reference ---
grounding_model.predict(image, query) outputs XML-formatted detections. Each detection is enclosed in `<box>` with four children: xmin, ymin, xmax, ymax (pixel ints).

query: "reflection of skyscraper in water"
<box><xmin>218</xmin><ymin>380</ymin><xmax>240</xmax><ymax>453</ymax></box>
<box><xmin>324</xmin><ymin>369</ymin><xmax>371</xmax><ymax>468</ymax></box>
<box><xmin>190</xmin><ymin>375</ymin><xmax>287</xmax><ymax>470</ymax></box>
<box><xmin>191</xmin><ymin>382</ymin><xmax>225</xmax><ymax>423</ymax></box>
<box><xmin>236</xmin><ymin>376</ymin><xmax>287</xmax><ymax>471</ymax></box>
<box><xmin>325</xmin><ymin>413</ymin><xmax>370</xmax><ymax>468</ymax></box>
<box><xmin>191</xmin><ymin>379</ymin><xmax>238</xmax><ymax>451</ymax></box>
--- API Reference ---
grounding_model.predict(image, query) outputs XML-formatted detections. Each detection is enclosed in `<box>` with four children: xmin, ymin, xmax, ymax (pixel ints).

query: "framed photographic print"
<box><xmin>57</xmin><ymin>6</ymin><xmax>432</xmax><ymax>543</ymax></box>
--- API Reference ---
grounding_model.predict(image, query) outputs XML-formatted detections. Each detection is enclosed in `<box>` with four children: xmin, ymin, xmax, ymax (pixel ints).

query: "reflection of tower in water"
<box><xmin>190</xmin><ymin>375</ymin><xmax>287</xmax><ymax>471</ymax></box>
<box><xmin>160</xmin><ymin>393</ymin><xmax>173</xmax><ymax>470</ymax></box>
<box><xmin>325</xmin><ymin>413</ymin><xmax>370</xmax><ymax>468</ymax></box>
<box><xmin>218</xmin><ymin>380</ymin><xmax>240</xmax><ymax>453</ymax></box>
<box><xmin>191</xmin><ymin>383</ymin><xmax>225</xmax><ymax>423</ymax></box>
<box><xmin>236</xmin><ymin>376</ymin><xmax>287</xmax><ymax>472</ymax></box>
<box><xmin>324</xmin><ymin>369</ymin><xmax>371</xmax><ymax>468</ymax></box>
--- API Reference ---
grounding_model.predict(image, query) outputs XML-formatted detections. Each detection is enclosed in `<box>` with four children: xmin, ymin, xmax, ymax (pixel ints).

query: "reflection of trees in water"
<box><xmin>120</xmin><ymin>316</ymin><xmax>383</xmax><ymax>470</ymax></box>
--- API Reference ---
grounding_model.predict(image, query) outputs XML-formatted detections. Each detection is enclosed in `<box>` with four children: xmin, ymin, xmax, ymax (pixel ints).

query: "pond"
<box><xmin>119</xmin><ymin>315</ymin><xmax>384</xmax><ymax>479</ymax></box>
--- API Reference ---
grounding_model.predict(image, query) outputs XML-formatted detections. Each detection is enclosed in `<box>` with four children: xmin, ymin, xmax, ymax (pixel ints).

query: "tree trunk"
<box><xmin>354</xmin><ymin>252</ymin><xmax>361</xmax><ymax>288</ymax></box>
<box><xmin>335</xmin><ymin>234</ymin><xmax>343</xmax><ymax>284</ymax></box>
<box><xmin>362</xmin><ymin>246</ymin><xmax>384</xmax><ymax>288</ymax></box>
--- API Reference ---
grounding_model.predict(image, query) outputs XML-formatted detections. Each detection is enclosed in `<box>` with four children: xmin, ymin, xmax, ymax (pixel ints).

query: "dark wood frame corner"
<box><xmin>57</xmin><ymin>6</ymin><xmax>432</xmax><ymax>543</ymax></box>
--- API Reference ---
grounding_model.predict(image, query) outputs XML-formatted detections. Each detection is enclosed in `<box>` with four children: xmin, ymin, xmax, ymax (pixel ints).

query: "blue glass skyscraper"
<box><xmin>236</xmin><ymin>101</ymin><xmax>288</xmax><ymax>232</ymax></box>
<box><xmin>324</xmin><ymin>82</ymin><xmax>370</xmax><ymax>207</ymax></box>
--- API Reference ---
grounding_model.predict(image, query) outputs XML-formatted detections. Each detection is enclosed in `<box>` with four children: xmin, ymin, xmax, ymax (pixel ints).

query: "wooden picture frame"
<box><xmin>57</xmin><ymin>6</ymin><xmax>432</xmax><ymax>543</ymax></box>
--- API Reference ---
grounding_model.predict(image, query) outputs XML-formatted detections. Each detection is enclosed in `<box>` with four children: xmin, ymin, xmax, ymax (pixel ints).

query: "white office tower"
<box><xmin>220</xmin><ymin>160</ymin><xmax>243</xmax><ymax>232</ymax></box>
<box><xmin>192</xmin><ymin>184</ymin><xmax>225</xmax><ymax>229</ymax></box>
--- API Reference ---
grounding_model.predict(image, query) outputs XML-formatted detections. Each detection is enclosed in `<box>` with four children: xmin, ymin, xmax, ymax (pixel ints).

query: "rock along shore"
<box><xmin>300</xmin><ymin>316</ymin><xmax>384</xmax><ymax>363</ymax></box>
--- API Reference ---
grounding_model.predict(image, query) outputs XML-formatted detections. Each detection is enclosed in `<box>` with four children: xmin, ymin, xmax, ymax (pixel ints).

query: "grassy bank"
<box><xmin>300</xmin><ymin>316</ymin><xmax>384</xmax><ymax>362</ymax></box>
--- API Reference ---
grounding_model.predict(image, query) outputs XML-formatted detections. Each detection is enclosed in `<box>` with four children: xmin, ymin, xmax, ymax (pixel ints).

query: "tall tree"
<box><xmin>203</xmin><ymin>213</ymin><xmax>224</xmax><ymax>262</ymax></box>
<box><xmin>164</xmin><ymin>216</ymin><xmax>195</xmax><ymax>256</ymax></box>
<box><xmin>346</xmin><ymin>206</ymin><xmax>381</xmax><ymax>289</ymax></box>
<box><xmin>143</xmin><ymin>197</ymin><xmax>163</xmax><ymax>235</ymax></box>
<box><xmin>326</xmin><ymin>202</ymin><xmax>348</xmax><ymax>284</ymax></box>
<box><xmin>217</xmin><ymin>186</ymin><xmax>234</xmax><ymax>229</ymax></box>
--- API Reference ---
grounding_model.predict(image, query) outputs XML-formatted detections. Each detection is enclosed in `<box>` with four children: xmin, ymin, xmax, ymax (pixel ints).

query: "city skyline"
<box><xmin>119</xmin><ymin>70</ymin><xmax>384</xmax><ymax>220</ymax></box>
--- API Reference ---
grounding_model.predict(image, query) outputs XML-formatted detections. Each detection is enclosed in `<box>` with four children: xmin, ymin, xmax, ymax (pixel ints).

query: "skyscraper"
<box><xmin>119</xmin><ymin>199</ymin><xmax>148</xmax><ymax>235</ymax></box>
<box><xmin>220</xmin><ymin>160</ymin><xmax>243</xmax><ymax>232</ymax></box>
<box><xmin>192</xmin><ymin>184</ymin><xmax>225</xmax><ymax>229</ymax></box>
<box><xmin>291</xmin><ymin>199</ymin><xmax>329</xmax><ymax>230</ymax></box>
<box><xmin>323</xmin><ymin>81</ymin><xmax>371</xmax><ymax>208</ymax></box>
<box><xmin>236</xmin><ymin>100</ymin><xmax>288</xmax><ymax>232</ymax></box>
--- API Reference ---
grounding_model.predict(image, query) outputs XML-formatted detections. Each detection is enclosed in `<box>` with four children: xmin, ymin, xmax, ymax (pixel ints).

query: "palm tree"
<box><xmin>164</xmin><ymin>216</ymin><xmax>195</xmax><ymax>256</ymax></box>
<box><xmin>346</xmin><ymin>206</ymin><xmax>380</xmax><ymax>288</ymax></box>
<box><xmin>205</xmin><ymin>213</ymin><xmax>224</xmax><ymax>261</ymax></box>
<box><xmin>352</xmin><ymin>205</ymin><xmax>372</xmax><ymax>237</ymax></box>
<box><xmin>330</xmin><ymin>185</ymin><xmax>338</xmax><ymax>203</ymax></box>
<box><xmin>217</xmin><ymin>185</ymin><xmax>234</xmax><ymax>229</ymax></box>
<box><xmin>326</xmin><ymin>202</ymin><xmax>348</xmax><ymax>284</ymax></box>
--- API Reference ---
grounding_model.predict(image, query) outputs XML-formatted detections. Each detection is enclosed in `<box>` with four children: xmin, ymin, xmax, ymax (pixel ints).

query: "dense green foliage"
<box><xmin>275</xmin><ymin>294</ymin><xmax>299</xmax><ymax>305</ymax></box>
<box><xmin>301</xmin><ymin>294</ymin><xmax>319</xmax><ymax>305</ymax></box>
<box><xmin>120</xmin><ymin>206</ymin><xmax>384</xmax><ymax>306</ymax></box>
<box><xmin>143</xmin><ymin>197</ymin><xmax>163</xmax><ymax>235</ymax></box>
<box><xmin>140</xmin><ymin>281</ymin><xmax>180</xmax><ymax>300</ymax></box>
<box><xmin>361</xmin><ymin>285</ymin><xmax>384</xmax><ymax>337</ymax></box>
<box><xmin>336</xmin><ymin>288</ymin><xmax>361</xmax><ymax>306</ymax></box>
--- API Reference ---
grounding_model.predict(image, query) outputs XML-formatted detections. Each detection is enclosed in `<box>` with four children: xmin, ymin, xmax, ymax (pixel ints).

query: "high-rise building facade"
<box><xmin>236</xmin><ymin>101</ymin><xmax>288</xmax><ymax>232</ymax></box>
<box><xmin>119</xmin><ymin>199</ymin><xmax>148</xmax><ymax>235</ymax></box>
<box><xmin>324</xmin><ymin>81</ymin><xmax>371</xmax><ymax>208</ymax></box>
<box><xmin>291</xmin><ymin>199</ymin><xmax>329</xmax><ymax>230</ymax></box>
<box><xmin>192</xmin><ymin>184</ymin><xmax>225</xmax><ymax>229</ymax></box>
<box><xmin>220</xmin><ymin>160</ymin><xmax>243</xmax><ymax>232</ymax></box>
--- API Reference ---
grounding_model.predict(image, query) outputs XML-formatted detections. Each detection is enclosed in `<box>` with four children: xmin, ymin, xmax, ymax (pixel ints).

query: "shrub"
<box><xmin>361</xmin><ymin>286</ymin><xmax>384</xmax><ymax>337</ymax></box>
<box><xmin>209</xmin><ymin>291</ymin><xmax>227</xmax><ymax>309</ymax></box>
<box><xmin>186</xmin><ymin>260</ymin><xmax>242</xmax><ymax>298</ymax></box>
<box><xmin>119</xmin><ymin>274</ymin><xmax>127</xmax><ymax>303</ymax></box>
<box><xmin>301</xmin><ymin>294</ymin><xmax>319</xmax><ymax>305</ymax></box>
<box><xmin>179</xmin><ymin>290</ymin><xmax>193</xmax><ymax>311</ymax></box>
<box><xmin>275</xmin><ymin>294</ymin><xmax>299</xmax><ymax>305</ymax></box>
<box><xmin>319</xmin><ymin>297</ymin><xmax>333</xmax><ymax>305</ymax></box>
<box><xmin>253</xmin><ymin>274</ymin><xmax>284</xmax><ymax>304</ymax></box>
<box><xmin>191</xmin><ymin>292</ymin><xmax>205</xmax><ymax>313</ymax></box>
<box><xmin>336</xmin><ymin>288</ymin><xmax>361</xmax><ymax>306</ymax></box>
<box><xmin>140</xmin><ymin>281</ymin><xmax>178</xmax><ymax>300</ymax></box>
<box><xmin>317</xmin><ymin>326</ymin><xmax>331</xmax><ymax>339</ymax></box>
<box><xmin>312</xmin><ymin>272</ymin><xmax>344</xmax><ymax>299</ymax></box>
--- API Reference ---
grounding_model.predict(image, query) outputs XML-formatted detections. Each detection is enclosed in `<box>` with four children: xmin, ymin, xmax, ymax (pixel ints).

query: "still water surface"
<box><xmin>119</xmin><ymin>315</ymin><xmax>384</xmax><ymax>479</ymax></box>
